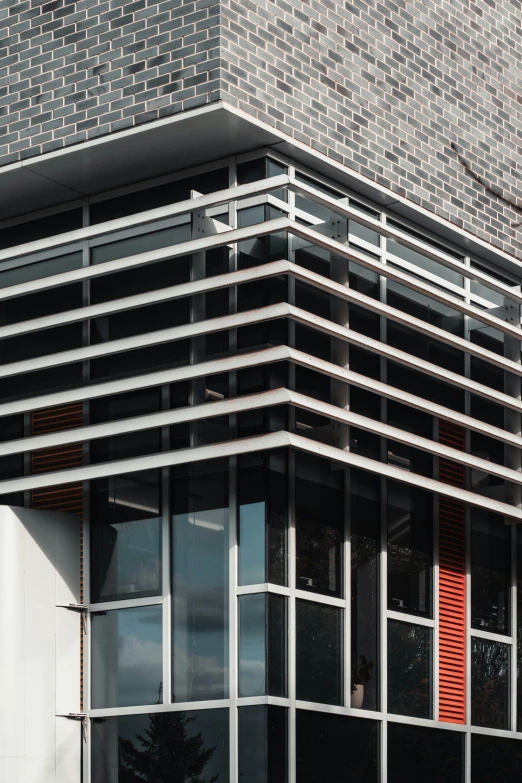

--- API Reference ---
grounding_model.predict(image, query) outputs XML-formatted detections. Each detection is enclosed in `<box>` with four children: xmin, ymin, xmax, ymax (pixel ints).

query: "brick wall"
<box><xmin>220</xmin><ymin>0</ymin><xmax>522</xmax><ymax>259</ymax></box>
<box><xmin>0</xmin><ymin>0</ymin><xmax>221</xmax><ymax>162</ymax></box>
<box><xmin>2</xmin><ymin>0</ymin><xmax>522</xmax><ymax>259</ymax></box>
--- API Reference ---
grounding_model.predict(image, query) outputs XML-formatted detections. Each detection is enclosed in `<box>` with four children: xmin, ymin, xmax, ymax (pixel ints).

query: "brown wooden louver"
<box><xmin>31</xmin><ymin>402</ymin><xmax>85</xmax><ymax>710</ymax></box>
<box><xmin>438</xmin><ymin>419</ymin><xmax>466</xmax><ymax>724</ymax></box>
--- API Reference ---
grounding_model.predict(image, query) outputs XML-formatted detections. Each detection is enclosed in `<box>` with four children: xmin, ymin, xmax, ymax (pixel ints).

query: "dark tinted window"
<box><xmin>387</xmin><ymin>482</ymin><xmax>433</xmax><ymax>618</ymax></box>
<box><xmin>388</xmin><ymin>723</ymin><xmax>463</xmax><ymax>783</ymax></box>
<box><xmin>296</xmin><ymin>710</ymin><xmax>378</xmax><ymax>783</ymax></box>
<box><xmin>90</xmin><ymin>339</ymin><xmax>190</xmax><ymax>381</ymax></box>
<box><xmin>295</xmin><ymin>452</ymin><xmax>343</xmax><ymax>598</ymax></box>
<box><xmin>92</xmin><ymin>709</ymin><xmax>229</xmax><ymax>781</ymax></box>
<box><xmin>471</xmin><ymin>733</ymin><xmax>522</xmax><ymax>783</ymax></box>
<box><xmin>90</xmin><ymin>168</ymin><xmax>229</xmax><ymax>223</ymax></box>
<box><xmin>471</xmin><ymin>510</ymin><xmax>510</xmax><ymax>634</ymax></box>
<box><xmin>471</xmin><ymin>636</ymin><xmax>510</xmax><ymax>730</ymax></box>
<box><xmin>0</xmin><ymin>209</ymin><xmax>82</xmax><ymax>250</ymax></box>
<box><xmin>239</xmin><ymin>706</ymin><xmax>287</xmax><ymax>783</ymax></box>
<box><xmin>351</xmin><ymin>469</ymin><xmax>379</xmax><ymax>711</ymax></box>
<box><xmin>0</xmin><ymin>251</ymin><xmax>82</xmax><ymax>289</ymax></box>
<box><xmin>0</xmin><ymin>362</ymin><xmax>82</xmax><ymax>402</ymax></box>
<box><xmin>296</xmin><ymin>599</ymin><xmax>342</xmax><ymax>706</ymax></box>
<box><xmin>388</xmin><ymin>619</ymin><xmax>431</xmax><ymax>718</ymax></box>
<box><xmin>0</xmin><ymin>281</ymin><xmax>83</xmax><ymax>326</ymax></box>
<box><xmin>91</xmin><ymin>254</ymin><xmax>190</xmax><ymax>304</ymax></box>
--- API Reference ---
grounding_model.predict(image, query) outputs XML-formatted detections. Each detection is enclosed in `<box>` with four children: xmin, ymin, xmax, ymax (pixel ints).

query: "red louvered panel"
<box><xmin>438</xmin><ymin>420</ymin><xmax>466</xmax><ymax>724</ymax></box>
<box><xmin>31</xmin><ymin>403</ymin><xmax>85</xmax><ymax>711</ymax></box>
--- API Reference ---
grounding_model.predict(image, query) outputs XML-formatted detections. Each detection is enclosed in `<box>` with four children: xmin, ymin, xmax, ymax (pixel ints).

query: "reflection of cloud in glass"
<box><xmin>172</xmin><ymin>508</ymin><xmax>229</xmax><ymax>701</ymax></box>
<box><xmin>92</xmin><ymin>606</ymin><xmax>163</xmax><ymax>709</ymax></box>
<box><xmin>119</xmin><ymin>635</ymin><xmax>163</xmax><ymax>706</ymax></box>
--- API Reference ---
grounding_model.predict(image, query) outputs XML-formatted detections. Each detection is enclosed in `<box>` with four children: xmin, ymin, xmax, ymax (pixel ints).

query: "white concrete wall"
<box><xmin>0</xmin><ymin>506</ymin><xmax>81</xmax><ymax>783</ymax></box>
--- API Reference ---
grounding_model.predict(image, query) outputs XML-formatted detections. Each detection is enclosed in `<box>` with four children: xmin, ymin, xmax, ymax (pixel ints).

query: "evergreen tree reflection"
<box><xmin>119</xmin><ymin>712</ymin><xmax>218</xmax><ymax>783</ymax></box>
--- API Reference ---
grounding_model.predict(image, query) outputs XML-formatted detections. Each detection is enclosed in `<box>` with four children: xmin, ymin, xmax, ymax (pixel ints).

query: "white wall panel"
<box><xmin>0</xmin><ymin>506</ymin><xmax>81</xmax><ymax>783</ymax></box>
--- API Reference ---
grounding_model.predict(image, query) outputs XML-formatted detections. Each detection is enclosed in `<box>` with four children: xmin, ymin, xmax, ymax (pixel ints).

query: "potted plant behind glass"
<box><xmin>351</xmin><ymin>655</ymin><xmax>374</xmax><ymax>709</ymax></box>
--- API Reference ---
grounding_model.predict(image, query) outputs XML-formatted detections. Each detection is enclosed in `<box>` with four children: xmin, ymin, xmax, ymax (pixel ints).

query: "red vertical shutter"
<box><xmin>31</xmin><ymin>403</ymin><xmax>84</xmax><ymax>710</ymax></box>
<box><xmin>438</xmin><ymin>420</ymin><xmax>466</xmax><ymax>724</ymax></box>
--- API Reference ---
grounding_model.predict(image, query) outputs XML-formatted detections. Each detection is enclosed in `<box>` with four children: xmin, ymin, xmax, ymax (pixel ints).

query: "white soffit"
<box><xmin>0</xmin><ymin>103</ymin><xmax>279</xmax><ymax>219</ymax></box>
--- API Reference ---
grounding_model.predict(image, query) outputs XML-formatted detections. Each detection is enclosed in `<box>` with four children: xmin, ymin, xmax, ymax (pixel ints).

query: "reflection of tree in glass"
<box><xmin>388</xmin><ymin>621</ymin><xmax>430</xmax><ymax>718</ymax></box>
<box><xmin>119</xmin><ymin>712</ymin><xmax>218</xmax><ymax>783</ymax></box>
<box><xmin>471</xmin><ymin>639</ymin><xmax>509</xmax><ymax>729</ymax></box>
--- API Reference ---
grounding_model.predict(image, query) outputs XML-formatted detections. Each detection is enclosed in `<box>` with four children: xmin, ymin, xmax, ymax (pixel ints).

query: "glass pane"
<box><xmin>471</xmin><ymin>734</ymin><xmax>522</xmax><ymax>783</ymax></box>
<box><xmin>171</xmin><ymin>460</ymin><xmax>229</xmax><ymax>701</ymax></box>
<box><xmin>238</xmin><ymin>452</ymin><xmax>287</xmax><ymax>586</ymax></box>
<box><xmin>471</xmin><ymin>510</ymin><xmax>510</xmax><ymax>634</ymax></box>
<box><xmin>351</xmin><ymin>469</ymin><xmax>379</xmax><ymax>711</ymax></box>
<box><xmin>91</xmin><ymin>222</ymin><xmax>191</xmax><ymax>264</ymax></box>
<box><xmin>92</xmin><ymin>709</ymin><xmax>229</xmax><ymax>782</ymax></box>
<box><xmin>387</xmin><ymin>481</ymin><xmax>433</xmax><ymax>618</ymax></box>
<box><xmin>0</xmin><ymin>251</ymin><xmax>82</xmax><ymax>288</ymax></box>
<box><xmin>471</xmin><ymin>636</ymin><xmax>510</xmax><ymax>730</ymax></box>
<box><xmin>388</xmin><ymin>723</ymin><xmax>463</xmax><ymax>783</ymax></box>
<box><xmin>387</xmin><ymin>279</ymin><xmax>464</xmax><ymax>336</ymax></box>
<box><xmin>296</xmin><ymin>710</ymin><xmax>378</xmax><ymax>783</ymax></box>
<box><xmin>239</xmin><ymin>593</ymin><xmax>286</xmax><ymax>698</ymax></box>
<box><xmin>387</xmin><ymin>619</ymin><xmax>431</xmax><ymax>718</ymax></box>
<box><xmin>295</xmin><ymin>453</ymin><xmax>343</xmax><ymax>598</ymax></box>
<box><xmin>91</xmin><ymin>606</ymin><xmax>162</xmax><ymax>708</ymax></box>
<box><xmin>90</xmin><ymin>470</ymin><xmax>161</xmax><ymax>603</ymax></box>
<box><xmin>238</xmin><ymin>706</ymin><xmax>287</xmax><ymax>783</ymax></box>
<box><xmin>0</xmin><ymin>209</ymin><xmax>82</xmax><ymax>250</ymax></box>
<box><xmin>296</xmin><ymin>599</ymin><xmax>342</xmax><ymax>706</ymax></box>
<box><xmin>387</xmin><ymin>239</ymin><xmax>464</xmax><ymax>288</ymax></box>
<box><xmin>90</xmin><ymin>167</ymin><xmax>229</xmax><ymax>223</ymax></box>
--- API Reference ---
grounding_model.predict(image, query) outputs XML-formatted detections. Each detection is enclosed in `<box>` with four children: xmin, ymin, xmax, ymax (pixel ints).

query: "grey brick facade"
<box><xmin>2</xmin><ymin>0</ymin><xmax>522</xmax><ymax>259</ymax></box>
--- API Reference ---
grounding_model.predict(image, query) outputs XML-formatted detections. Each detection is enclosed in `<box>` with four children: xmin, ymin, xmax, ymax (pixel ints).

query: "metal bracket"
<box><xmin>57</xmin><ymin>712</ymin><xmax>88</xmax><ymax>740</ymax></box>
<box><xmin>57</xmin><ymin>603</ymin><xmax>88</xmax><ymax>633</ymax></box>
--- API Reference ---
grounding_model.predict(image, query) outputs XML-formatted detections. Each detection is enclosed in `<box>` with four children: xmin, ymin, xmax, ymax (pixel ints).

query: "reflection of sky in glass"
<box><xmin>172</xmin><ymin>508</ymin><xmax>229</xmax><ymax>702</ymax></box>
<box><xmin>109</xmin><ymin>518</ymin><xmax>161</xmax><ymax>597</ymax></box>
<box><xmin>239</xmin><ymin>594</ymin><xmax>266</xmax><ymax>697</ymax></box>
<box><xmin>239</xmin><ymin>501</ymin><xmax>266</xmax><ymax>585</ymax></box>
<box><xmin>92</xmin><ymin>606</ymin><xmax>162</xmax><ymax>708</ymax></box>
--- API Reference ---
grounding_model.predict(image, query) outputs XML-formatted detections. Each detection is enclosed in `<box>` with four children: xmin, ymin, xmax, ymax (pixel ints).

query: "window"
<box><xmin>0</xmin><ymin>209</ymin><xmax>82</xmax><ymax>250</ymax></box>
<box><xmin>92</xmin><ymin>709</ymin><xmax>229</xmax><ymax>781</ymax></box>
<box><xmin>471</xmin><ymin>733</ymin><xmax>522</xmax><ymax>783</ymax></box>
<box><xmin>91</xmin><ymin>605</ymin><xmax>162</xmax><ymax>708</ymax></box>
<box><xmin>388</xmin><ymin>723</ymin><xmax>463</xmax><ymax>783</ymax></box>
<box><xmin>387</xmin><ymin>482</ymin><xmax>433</xmax><ymax>618</ymax></box>
<box><xmin>387</xmin><ymin>619</ymin><xmax>431</xmax><ymax>718</ymax></box>
<box><xmin>239</xmin><ymin>706</ymin><xmax>287</xmax><ymax>783</ymax></box>
<box><xmin>238</xmin><ymin>452</ymin><xmax>287</xmax><ymax>586</ymax></box>
<box><xmin>296</xmin><ymin>710</ymin><xmax>378</xmax><ymax>783</ymax></box>
<box><xmin>239</xmin><ymin>593</ymin><xmax>286</xmax><ymax>697</ymax></box>
<box><xmin>171</xmin><ymin>460</ymin><xmax>229</xmax><ymax>702</ymax></box>
<box><xmin>471</xmin><ymin>510</ymin><xmax>510</xmax><ymax>634</ymax></box>
<box><xmin>90</xmin><ymin>167</ymin><xmax>229</xmax><ymax>223</ymax></box>
<box><xmin>90</xmin><ymin>470</ymin><xmax>161</xmax><ymax>603</ymax></box>
<box><xmin>351</xmin><ymin>469</ymin><xmax>379</xmax><ymax>711</ymax></box>
<box><xmin>471</xmin><ymin>637</ymin><xmax>510</xmax><ymax>730</ymax></box>
<box><xmin>296</xmin><ymin>599</ymin><xmax>342</xmax><ymax>706</ymax></box>
<box><xmin>295</xmin><ymin>453</ymin><xmax>343</xmax><ymax>598</ymax></box>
